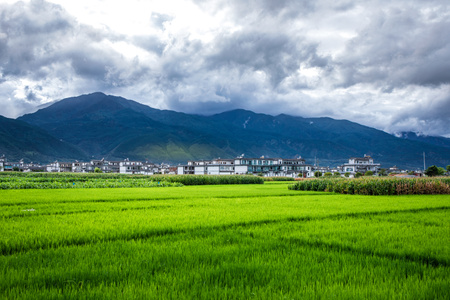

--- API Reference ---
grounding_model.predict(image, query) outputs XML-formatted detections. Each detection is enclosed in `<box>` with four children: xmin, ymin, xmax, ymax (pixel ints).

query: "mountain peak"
<box><xmin>13</xmin><ymin>93</ymin><xmax>450</xmax><ymax>168</ymax></box>
<box><xmin>18</xmin><ymin>92</ymin><xmax>154</xmax><ymax>125</ymax></box>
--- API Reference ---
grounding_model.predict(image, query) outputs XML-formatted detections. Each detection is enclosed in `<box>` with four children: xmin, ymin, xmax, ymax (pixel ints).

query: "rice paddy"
<box><xmin>1</xmin><ymin>181</ymin><xmax>449</xmax><ymax>299</ymax></box>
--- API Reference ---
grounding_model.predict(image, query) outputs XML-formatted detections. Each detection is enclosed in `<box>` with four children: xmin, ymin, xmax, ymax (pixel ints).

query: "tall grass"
<box><xmin>289</xmin><ymin>177</ymin><xmax>450</xmax><ymax>195</ymax></box>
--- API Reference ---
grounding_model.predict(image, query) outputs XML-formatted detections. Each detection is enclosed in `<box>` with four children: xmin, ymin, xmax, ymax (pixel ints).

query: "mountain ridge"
<box><xmin>11</xmin><ymin>92</ymin><xmax>450</xmax><ymax>168</ymax></box>
<box><xmin>0</xmin><ymin>115</ymin><xmax>88</xmax><ymax>162</ymax></box>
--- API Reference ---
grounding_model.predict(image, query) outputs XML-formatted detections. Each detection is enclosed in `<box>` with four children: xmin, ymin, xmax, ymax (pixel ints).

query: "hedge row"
<box><xmin>150</xmin><ymin>175</ymin><xmax>264</xmax><ymax>185</ymax></box>
<box><xmin>0</xmin><ymin>173</ymin><xmax>264</xmax><ymax>189</ymax></box>
<box><xmin>0</xmin><ymin>179</ymin><xmax>182</xmax><ymax>190</ymax></box>
<box><xmin>288</xmin><ymin>177</ymin><xmax>450</xmax><ymax>195</ymax></box>
<box><xmin>263</xmin><ymin>177</ymin><xmax>295</xmax><ymax>182</ymax></box>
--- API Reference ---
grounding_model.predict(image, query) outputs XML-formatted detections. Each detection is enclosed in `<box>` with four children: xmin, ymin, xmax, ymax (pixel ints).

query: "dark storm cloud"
<box><xmin>24</xmin><ymin>85</ymin><xmax>42</xmax><ymax>102</ymax></box>
<box><xmin>389</xmin><ymin>94</ymin><xmax>450</xmax><ymax>136</ymax></box>
<box><xmin>0</xmin><ymin>0</ymin><xmax>71</xmax><ymax>36</ymax></box>
<box><xmin>0</xmin><ymin>0</ymin><xmax>72</xmax><ymax>77</ymax></box>
<box><xmin>0</xmin><ymin>0</ymin><xmax>449</xmax><ymax>137</ymax></box>
<box><xmin>0</xmin><ymin>0</ymin><xmax>148</xmax><ymax>94</ymax></box>
<box><xmin>194</xmin><ymin>0</ymin><xmax>317</xmax><ymax>19</ymax></box>
<box><xmin>336</xmin><ymin>5</ymin><xmax>450</xmax><ymax>88</ymax></box>
<box><xmin>133</xmin><ymin>35</ymin><xmax>165</xmax><ymax>55</ymax></box>
<box><xmin>205</xmin><ymin>31</ymin><xmax>327</xmax><ymax>87</ymax></box>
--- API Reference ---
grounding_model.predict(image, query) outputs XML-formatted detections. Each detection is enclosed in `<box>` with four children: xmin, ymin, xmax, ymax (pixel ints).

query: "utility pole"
<box><xmin>423</xmin><ymin>152</ymin><xmax>426</xmax><ymax>173</ymax></box>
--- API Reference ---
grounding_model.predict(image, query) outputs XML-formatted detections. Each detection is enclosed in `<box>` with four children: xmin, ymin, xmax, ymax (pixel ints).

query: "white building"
<box><xmin>46</xmin><ymin>161</ymin><xmax>60</xmax><ymax>172</ymax></box>
<box><xmin>46</xmin><ymin>161</ymin><xmax>72</xmax><ymax>172</ymax></box>
<box><xmin>0</xmin><ymin>155</ymin><xmax>5</xmax><ymax>172</ymax></box>
<box><xmin>119</xmin><ymin>159</ymin><xmax>143</xmax><ymax>174</ymax></box>
<box><xmin>338</xmin><ymin>155</ymin><xmax>381</xmax><ymax>175</ymax></box>
<box><xmin>178</xmin><ymin>156</ymin><xmax>314</xmax><ymax>177</ymax></box>
<box><xmin>142</xmin><ymin>162</ymin><xmax>160</xmax><ymax>175</ymax></box>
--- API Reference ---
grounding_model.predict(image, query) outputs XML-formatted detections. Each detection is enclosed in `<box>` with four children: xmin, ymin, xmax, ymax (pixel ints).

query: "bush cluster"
<box><xmin>149</xmin><ymin>175</ymin><xmax>263</xmax><ymax>185</ymax></box>
<box><xmin>288</xmin><ymin>177</ymin><xmax>450</xmax><ymax>195</ymax></box>
<box><xmin>263</xmin><ymin>177</ymin><xmax>295</xmax><ymax>181</ymax></box>
<box><xmin>0</xmin><ymin>177</ymin><xmax>182</xmax><ymax>190</ymax></box>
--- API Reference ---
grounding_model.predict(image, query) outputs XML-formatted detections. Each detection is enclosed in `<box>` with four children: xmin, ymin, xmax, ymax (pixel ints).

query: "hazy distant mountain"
<box><xmin>16</xmin><ymin>92</ymin><xmax>450</xmax><ymax>168</ymax></box>
<box><xmin>209</xmin><ymin>110</ymin><xmax>450</xmax><ymax>168</ymax></box>
<box><xmin>396</xmin><ymin>132</ymin><xmax>450</xmax><ymax>149</ymax></box>
<box><xmin>0</xmin><ymin>115</ymin><xmax>87</xmax><ymax>163</ymax></box>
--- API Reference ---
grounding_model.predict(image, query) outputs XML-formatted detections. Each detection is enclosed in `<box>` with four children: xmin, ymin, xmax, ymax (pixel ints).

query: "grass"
<box><xmin>1</xmin><ymin>182</ymin><xmax>449</xmax><ymax>299</ymax></box>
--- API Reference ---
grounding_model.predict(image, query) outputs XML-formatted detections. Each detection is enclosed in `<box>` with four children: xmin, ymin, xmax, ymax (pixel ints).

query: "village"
<box><xmin>0</xmin><ymin>154</ymin><xmax>422</xmax><ymax>177</ymax></box>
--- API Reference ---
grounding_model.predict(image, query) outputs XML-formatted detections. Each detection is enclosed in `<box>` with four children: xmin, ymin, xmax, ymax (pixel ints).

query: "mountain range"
<box><xmin>0</xmin><ymin>115</ymin><xmax>87</xmax><ymax>163</ymax></box>
<box><xmin>0</xmin><ymin>92</ymin><xmax>447</xmax><ymax>169</ymax></box>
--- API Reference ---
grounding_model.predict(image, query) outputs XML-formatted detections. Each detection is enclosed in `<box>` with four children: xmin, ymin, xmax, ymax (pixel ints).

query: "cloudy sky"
<box><xmin>1</xmin><ymin>0</ymin><xmax>449</xmax><ymax>137</ymax></box>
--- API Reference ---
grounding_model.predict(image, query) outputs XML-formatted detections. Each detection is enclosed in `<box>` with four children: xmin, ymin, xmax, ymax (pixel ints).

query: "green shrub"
<box><xmin>263</xmin><ymin>177</ymin><xmax>295</xmax><ymax>181</ymax></box>
<box><xmin>288</xmin><ymin>177</ymin><xmax>450</xmax><ymax>195</ymax></box>
<box><xmin>425</xmin><ymin>165</ymin><xmax>445</xmax><ymax>177</ymax></box>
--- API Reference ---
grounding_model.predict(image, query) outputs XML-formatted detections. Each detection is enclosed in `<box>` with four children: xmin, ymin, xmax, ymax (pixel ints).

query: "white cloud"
<box><xmin>0</xmin><ymin>0</ymin><xmax>449</xmax><ymax>137</ymax></box>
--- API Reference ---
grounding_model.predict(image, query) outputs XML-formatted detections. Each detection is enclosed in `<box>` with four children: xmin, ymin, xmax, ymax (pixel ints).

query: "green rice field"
<box><xmin>1</xmin><ymin>181</ymin><xmax>449</xmax><ymax>299</ymax></box>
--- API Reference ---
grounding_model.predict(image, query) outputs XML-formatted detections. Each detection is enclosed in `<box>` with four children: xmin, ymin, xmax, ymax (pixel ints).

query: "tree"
<box><xmin>94</xmin><ymin>167</ymin><xmax>103</xmax><ymax>173</ymax></box>
<box><xmin>355</xmin><ymin>172</ymin><xmax>363</xmax><ymax>178</ymax></box>
<box><xmin>344</xmin><ymin>172</ymin><xmax>350</xmax><ymax>177</ymax></box>
<box><xmin>447</xmin><ymin>165</ymin><xmax>450</xmax><ymax>175</ymax></box>
<box><xmin>314</xmin><ymin>171</ymin><xmax>322</xmax><ymax>177</ymax></box>
<box><xmin>424</xmin><ymin>165</ymin><xmax>444</xmax><ymax>177</ymax></box>
<box><xmin>364</xmin><ymin>171</ymin><xmax>374</xmax><ymax>176</ymax></box>
<box><xmin>333</xmin><ymin>172</ymin><xmax>341</xmax><ymax>177</ymax></box>
<box><xmin>324</xmin><ymin>172</ymin><xmax>332</xmax><ymax>177</ymax></box>
<box><xmin>379</xmin><ymin>169</ymin><xmax>387</xmax><ymax>176</ymax></box>
<box><xmin>298</xmin><ymin>172</ymin><xmax>307</xmax><ymax>178</ymax></box>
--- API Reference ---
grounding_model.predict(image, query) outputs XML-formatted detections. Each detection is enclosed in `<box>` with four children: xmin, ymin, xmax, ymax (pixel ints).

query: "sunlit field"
<box><xmin>1</xmin><ymin>182</ymin><xmax>449</xmax><ymax>299</ymax></box>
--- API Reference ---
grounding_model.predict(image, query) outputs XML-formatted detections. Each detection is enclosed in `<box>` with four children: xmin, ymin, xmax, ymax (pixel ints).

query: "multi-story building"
<box><xmin>59</xmin><ymin>162</ymin><xmax>73</xmax><ymax>172</ymax></box>
<box><xmin>22</xmin><ymin>163</ymin><xmax>45</xmax><ymax>172</ymax></box>
<box><xmin>46</xmin><ymin>161</ymin><xmax>72</xmax><ymax>172</ymax></box>
<box><xmin>3</xmin><ymin>158</ymin><xmax>23</xmax><ymax>171</ymax></box>
<box><xmin>338</xmin><ymin>155</ymin><xmax>381</xmax><ymax>175</ymax></box>
<box><xmin>119</xmin><ymin>159</ymin><xmax>143</xmax><ymax>174</ymax></box>
<box><xmin>142</xmin><ymin>162</ymin><xmax>160</xmax><ymax>175</ymax></box>
<box><xmin>0</xmin><ymin>155</ymin><xmax>5</xmax><ymax>171</ymax></box>
<box><xmin>105</xmin><ymin>161</ymin><xmax>121</xmax><ymax>173</ymax></box>
<box><xmin>178</xmin><ymin>156</ymin><xmax>313</xmax><ymax>177</ymax></box>
<box><xmin>90</xmin><ymin>159</ymin><xmax>106</xmax><ymax>172</ymax></box>
<box><xmin>46</xmin><ymin>161</ymin><xmax>60</xmax><ymax>172</ymax></box>
<box><xmin>180</xmin><ymin>158</ymin><xmax>235</xmax><ymax>175</ymax></box>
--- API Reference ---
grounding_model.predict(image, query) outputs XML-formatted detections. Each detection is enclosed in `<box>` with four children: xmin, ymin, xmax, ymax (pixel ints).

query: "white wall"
<box><xmin>235</xmin><ymin>166</ymin><xmax>248</xmax><ymax>174</ymax></box>
<box><xmin>207</xmin><ymin>166</ymin><xmax>220</xmax><ymax>175</ymax></box>
<box><xmin>194</xmin><ymin>166</ymin><xmax>206</xmax><ymax>175</ymax></box>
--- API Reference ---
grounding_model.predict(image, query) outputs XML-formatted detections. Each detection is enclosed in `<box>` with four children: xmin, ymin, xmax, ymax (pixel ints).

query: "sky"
<box><xmin>0</xmin><ymin>0</ymin><xmax>449</xmax><ymax>137</ymax></box>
